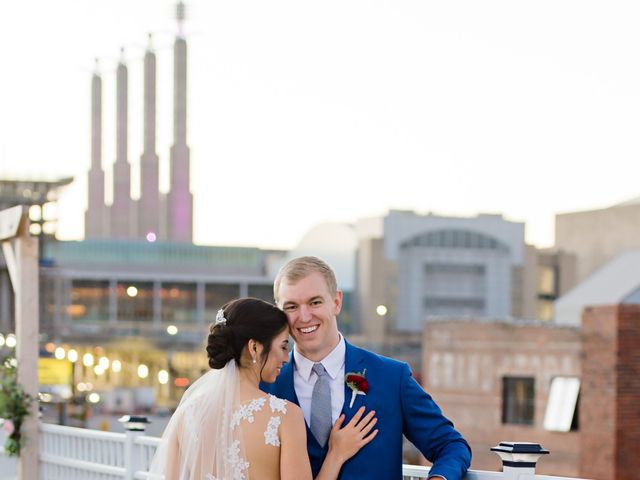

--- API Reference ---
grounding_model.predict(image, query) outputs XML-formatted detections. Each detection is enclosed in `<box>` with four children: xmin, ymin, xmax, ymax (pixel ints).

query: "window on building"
<box><xmin>205</xmin><ymin>284</ymin><xmax>240</xmax><ymax>322</ymax></box>
<box><xmin>248</xmin><ymin>284</ymin><xmax>273</xmax><ymax>302</ymax></box>
<box><xmin>422</xmin><ymin>263</ymin><xmax>486</xmax><ymax>317</ymax></box>
<box><xmin>117</xmin><ymin>281</ymin><xmax>154</xmax><ymax>322</ymax></box>
<box><xmin>161</xmin><ymin>282</ymin><xmax>197</xmax><ymax>323</ymax></box>
<box><xmin>537</xmin><ymin>265</ymin><xmax>557</xmax><ymax>321</ymax></box>
<box><xmin>40</xmin><ymin>275</ymin><xmax>58</xmax><ymax>332</ymax></box>
<box><xmin>71</xmin><ymin>279</ymin><xmax>110</xmax><ymax>322</ymax></box>
<box><xmin>538</xmin><ymin>266</ymin><xmax>556</xmax><ymax>296</ymax></box>
<box><xmin>424</xmin><ymin>297</ymin><xmax>485</xmax><ymax>310</ymax></box>
<box><xmin>402</xmin><ymin>229</ymin><xmax>510</xmax><ymax>252</ymax></box>
<box><xmin>544</xmin><ymin>376</ymin><xmax>580</xmax><ymax>432</ymax></box>
<box><xmin>537</xmin><ymin>300</ymin><xmax>554</xmax><ymax>321</ymax></box>
<box><xmin>424</xmin><ymin>264</ymin><xmax>485</xmax><ymax>275</ymax></box>
<box><xmin>502</xmin><ymin>377</ymin><xmax>535</xmax><ymax>425</ymax></box>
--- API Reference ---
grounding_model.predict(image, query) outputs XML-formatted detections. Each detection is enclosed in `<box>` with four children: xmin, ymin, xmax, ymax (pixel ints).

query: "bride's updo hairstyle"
<box><xmin>207</xmin><ymin>297</ymin><xmax>288</xmax><ymax>370</ymax></box>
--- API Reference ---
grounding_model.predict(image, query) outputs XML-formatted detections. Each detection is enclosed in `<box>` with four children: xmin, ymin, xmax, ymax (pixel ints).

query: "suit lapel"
<box><xmin>279</xmin><ymin>351</ymin><xmax>300</xmax><ymax>405</ymax></box>
<box><xmin>341</xmin><ymin>341</ymin><xmax>367</xmax><ymax>420</ymax></box>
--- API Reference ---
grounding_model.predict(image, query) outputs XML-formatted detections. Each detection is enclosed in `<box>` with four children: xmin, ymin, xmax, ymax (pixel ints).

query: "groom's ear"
<box><xmin>333</xmin><ymin>290</ymin><xmax>343</xmax><ymax>315</ymax></box>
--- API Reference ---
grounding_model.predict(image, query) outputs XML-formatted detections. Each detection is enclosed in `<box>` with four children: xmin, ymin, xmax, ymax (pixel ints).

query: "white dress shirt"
<box><xmin>293</xmin><ymin>334</ymin><xmax>346</xmax><ymax>427</ymax></box>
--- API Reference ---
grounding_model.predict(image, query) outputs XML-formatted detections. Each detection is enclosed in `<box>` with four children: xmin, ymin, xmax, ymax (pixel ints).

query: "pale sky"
<box><xmin>1</xmin><ymin>1</ymin><xmax>640</xmax><ymax>250</ymax></box>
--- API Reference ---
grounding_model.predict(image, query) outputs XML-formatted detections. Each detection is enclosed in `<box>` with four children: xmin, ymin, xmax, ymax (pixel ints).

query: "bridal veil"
<box><xmin>148</xmin><ymin>360</ymin><xmax>247</xmax><ymax>480</ymax></box>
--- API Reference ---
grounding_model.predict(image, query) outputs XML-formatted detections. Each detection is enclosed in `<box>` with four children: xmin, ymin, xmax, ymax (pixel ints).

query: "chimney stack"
<box><xmin>166</xmin><ymin>1</ymin><xmax>193</xmax><ymax>243</ymax></box>
<box><xmin>111</xmin><ymin>48</ymin><xmax>134</xmax><ymax>239</ymax></box>
<box><xmin>138</xmin><ymin>34</ymin><xmax>161</xmax><ymax>241</ymax></box>
<box><xmin>85</xmin><ymin>60</ymin><xmax>107</xmax><ymax>238</ymax></box>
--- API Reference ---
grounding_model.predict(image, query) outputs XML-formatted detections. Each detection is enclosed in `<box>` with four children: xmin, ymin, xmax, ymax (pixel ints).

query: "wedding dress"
<box><xmin>148</xmin><ymin>361</ymin><xmax>288</xmax><ymax>480</ymax></box>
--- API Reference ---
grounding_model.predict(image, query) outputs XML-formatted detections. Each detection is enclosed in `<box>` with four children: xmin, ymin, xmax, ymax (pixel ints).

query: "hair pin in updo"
<box><xmin>215</xmin><ymin>308</ymin><xmax>227</xmax><ymax>326</ymax></box>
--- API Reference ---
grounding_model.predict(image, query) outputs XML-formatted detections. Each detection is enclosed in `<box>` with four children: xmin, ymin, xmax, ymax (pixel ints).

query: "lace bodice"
<box><xmin>209</xmin><ymin>394</ymin><xmax>288</xmax><ymax>480</ymax></box>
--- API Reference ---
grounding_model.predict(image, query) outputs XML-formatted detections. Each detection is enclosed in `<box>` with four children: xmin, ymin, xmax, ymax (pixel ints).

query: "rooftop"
<box><xmin>554</xmin><ymin>250</ymin><xmax>640</xmax><ymax>325</ymax></box>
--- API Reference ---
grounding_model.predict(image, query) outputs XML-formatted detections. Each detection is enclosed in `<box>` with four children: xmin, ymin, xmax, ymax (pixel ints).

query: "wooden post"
<box><xmin>0</xmin><ymin>205</ymin><xmax>39</xmax><ymax>480</ymax></box>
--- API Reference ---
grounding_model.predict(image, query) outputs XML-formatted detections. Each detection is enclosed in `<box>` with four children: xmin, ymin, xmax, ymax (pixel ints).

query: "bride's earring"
<box><xmin>252</xmin><ymin>356</ymin><xmax>257</xmax><ymax>364</ymax></box>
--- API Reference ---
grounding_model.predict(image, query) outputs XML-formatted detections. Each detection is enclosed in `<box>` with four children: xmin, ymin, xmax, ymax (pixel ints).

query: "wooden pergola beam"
<box><xmin>0</xmin><ymin>205</ymin><xmax>39</xmax><ymax>480</ymax></box>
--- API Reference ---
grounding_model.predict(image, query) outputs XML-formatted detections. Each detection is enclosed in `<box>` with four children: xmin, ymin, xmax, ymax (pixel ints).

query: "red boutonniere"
<box><xmin>345</xmin><ymin>369</ymin><xmax>368</xmax><ymax>408</ymax></box>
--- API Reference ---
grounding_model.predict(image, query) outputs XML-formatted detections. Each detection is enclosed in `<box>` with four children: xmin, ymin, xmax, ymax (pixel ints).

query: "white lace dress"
<box><xmin>207</xmin><ymin>394</ymin><xmax>288</xmax><ymax>480</ymax></box>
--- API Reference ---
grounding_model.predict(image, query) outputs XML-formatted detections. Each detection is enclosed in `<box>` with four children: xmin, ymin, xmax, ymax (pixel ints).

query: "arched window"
<box><xmin>400</xmin><ymin>228</ymin><xmax>510</xmax><ymax>252</ymax></box>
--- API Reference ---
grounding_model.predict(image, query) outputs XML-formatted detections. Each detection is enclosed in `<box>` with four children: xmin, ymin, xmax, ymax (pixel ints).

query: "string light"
<box><xmin>83</xmin><ymin>353</ymin><xmax>94</xmax><ymax>367</ymax></box>
<box><xmin>112</xmin><ymin>360</ymin><xmax>122</xmax><ymax>373</ymax></box>
<box><xmin>67</xmin><ymin>349</ymin><xmax>78</xmax><ymax>363</ymax></box>
<box><xmin>158</xmin><ymin>370</ymin><xmax>169</xmax><ymax>385</ymax></box>
<box><xmin>138</xmin><ymin>364</ymin><xmax>149</xmax><ymax>379</ymax></box>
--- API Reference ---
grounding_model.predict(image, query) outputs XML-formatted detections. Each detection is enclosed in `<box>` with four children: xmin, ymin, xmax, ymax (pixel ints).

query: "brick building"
<box><xmin>580</xmin><ymin>304</ymin><xmax>640</xmax><ymax>480</ymax></box>
<box><xmin>422</xmin><ymin>305</ymin><xmax>640</xmax><ymax>479</ymax></box>
<box><xmin>422</xmin><ymin>319</ymin><xmax>581</xmax><ymax>476</ymax></box>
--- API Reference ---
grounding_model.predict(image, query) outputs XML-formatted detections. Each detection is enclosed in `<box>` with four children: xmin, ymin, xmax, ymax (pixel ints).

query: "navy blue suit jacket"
<box><xmin>262</xmin><ymin>341</ymin><xmax>471</xmax><ymax>479</ymax></box>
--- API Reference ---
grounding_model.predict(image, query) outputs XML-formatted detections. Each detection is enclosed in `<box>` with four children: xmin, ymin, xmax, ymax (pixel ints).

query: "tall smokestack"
<box><xmin>111</xmin><ymin>48</ymin><xmax>133</xmax><ymax>238</ymax></box>
<box><xmin>85</xmin><ymin>60</ymin><xmax>107</xmax><ymax>238</ymax></box>
<box><xmin>166</xmin><ymin>1</ymin><xmax>193</xmax><ymax>243</ymax></box>
<box><xmin>138</xmin><ymin>34</ymin><xmax>161</xmax><ymax>241</ymax></box>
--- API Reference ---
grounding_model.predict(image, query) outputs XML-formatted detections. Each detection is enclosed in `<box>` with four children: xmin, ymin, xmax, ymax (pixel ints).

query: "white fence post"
<box><xmin>119</xmin><ymin>415</ymin><xmax>151</xmax><ymax>480</ymax></box>
<box><xmin>491</xmin><ymin>442</ymin><xmax>549</xmax><ymax>480</ymax></box>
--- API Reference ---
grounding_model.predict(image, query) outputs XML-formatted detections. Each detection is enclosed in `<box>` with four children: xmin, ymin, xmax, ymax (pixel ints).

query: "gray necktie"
<box><xmin>310</xmin><ymin>363</ymin><xmax>332</xmax><ymax>447</ymax></box>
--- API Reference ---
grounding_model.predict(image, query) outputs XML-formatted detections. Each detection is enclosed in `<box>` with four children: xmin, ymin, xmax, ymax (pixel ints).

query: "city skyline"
<box><xmin>2</xmin><ymin>1</ymin><xmax>640</xmax><ymax>249</ymax></box>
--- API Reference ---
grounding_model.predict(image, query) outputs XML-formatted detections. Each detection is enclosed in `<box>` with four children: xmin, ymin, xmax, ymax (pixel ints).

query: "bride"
<box><xmin>148</xmin><ymin>297</ymin><xmax>378</xmax><ymax>479</ymax></box>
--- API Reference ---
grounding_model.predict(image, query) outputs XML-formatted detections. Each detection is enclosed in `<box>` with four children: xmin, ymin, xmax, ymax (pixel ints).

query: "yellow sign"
<box><xmin>39</xmin><ymin>358</ymin><xmax>72</xmax><ymax>385</ymax></box>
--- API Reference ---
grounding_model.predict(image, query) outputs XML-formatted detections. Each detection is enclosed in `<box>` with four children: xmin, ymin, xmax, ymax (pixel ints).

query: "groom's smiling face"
<box><xmin>277</xmin><ymin>271</ymin><xmax>342</xmax><ymax>362</ymax></box>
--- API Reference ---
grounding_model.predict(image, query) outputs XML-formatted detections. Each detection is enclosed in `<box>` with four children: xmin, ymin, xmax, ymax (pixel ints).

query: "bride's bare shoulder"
<box><xmin>278</xmin><ymin>400</ymin><xmax>304</xmax><ymax>432</ymax></box>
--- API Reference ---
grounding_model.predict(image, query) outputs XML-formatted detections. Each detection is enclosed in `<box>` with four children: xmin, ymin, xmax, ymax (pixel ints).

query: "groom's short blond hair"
<box><xmin>273</xmin><ymin>256</ymin><xmax>338</xmax><ymax>303</ymax></box>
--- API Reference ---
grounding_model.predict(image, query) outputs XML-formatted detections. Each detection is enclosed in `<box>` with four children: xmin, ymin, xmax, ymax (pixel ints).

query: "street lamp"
<box><xmin>167</xmin><ymin>325</ymin><xmax>178</xmax><ymax>335</ymax></box>
<box><xmin>376</xmin><ymin>305</ymin><xmax>390</xmax><ymax>356</ymax></box>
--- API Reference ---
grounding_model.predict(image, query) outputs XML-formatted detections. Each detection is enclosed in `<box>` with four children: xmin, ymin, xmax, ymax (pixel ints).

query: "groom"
<box><xmin>262</xmin><ymin>256</ymin><xmax>471</xmax><ymax>479</ymax></box>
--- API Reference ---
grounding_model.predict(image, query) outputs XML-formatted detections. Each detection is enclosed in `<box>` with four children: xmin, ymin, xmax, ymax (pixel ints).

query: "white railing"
<box><xmin>31</xmin><ymin>421</ymin><xmax>588</xmax><ymax>480</ymax></box>
<box><xmin>134</xmin><ymin>436</ymin><xmax>162</xmax><ymax>480</ymax></box>
<box><xmin>39</xmin><ymin>422</ymin><xmax>161</xmax><ymax>480</ymax></box>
